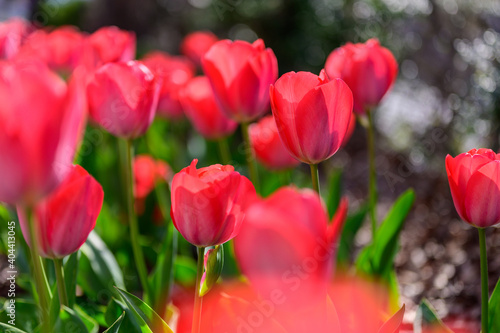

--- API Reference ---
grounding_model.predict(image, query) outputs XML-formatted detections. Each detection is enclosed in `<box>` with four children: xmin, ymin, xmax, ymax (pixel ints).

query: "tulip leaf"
<box><xmin>488</xmin><ymin>277</ymin><xmax>500</xmax><ymax>333</ymax></box>
<box><xmin>413</xmin><ymin>299</ymin><xmax>452</xmax><ymax>333</ymax></box>
<box><xmin>0</xmin><ymin>299</ymin><xmax>38</xmax><ymax>332</ymax></box>
<box><xmin>200</xmin><ymin>245</ymin><xmax>224</xmax><ymax>297</ymax></box>
<box><xmin>54</xmin><ymin>306</ymin><xmax>89</xmax><ymax>333</ymax></box>
<box><xmin>78</xmin><ymin>231</ymin><xmax>125</xmax><ymax>301</ymax></box>
<box><xmin>326</xmin><ymin>169</ymin><xmax>343</xmax><ymax>219</ymax></box>
<box><xmin>103</xmin><ymin>311</ymin><xmax>125</xmax><ymax>333</ymax></box>
<box><xmin>378</xmin><ymin>304</ymin><xmax>405</xmax><ymax>333</ymax></box>
<box><xmin>75</xmin><ymin>305</ymin><xmax>99</xmax><ymax>333</ymax></box>
<box><xmin>337</xmin><ymin>206</ymin><xmax>367</xmax><ymax>266</ymax></box>
<box><xmin>115</xmin><ymin>287</ymin><xmax>174</xmax><ymax>333</ymax></box>
<box><xmin>64</xmin><ymin>252</ymin><xmax>79</xmax><ymax>308</ymax></box>
<box><xmin>105</xmin><ymin>298</ymin><xmax>142</xmax><ymax>333</ymax></box>
<box><xmin>173</xmin><ymin>255</ymin><xmax>197</xmax><ymax>287</ymax></box>
<box><xmin>0</xmin><ymin>322</ymin><xmax>28</xmax><ymax>333</ymax></box>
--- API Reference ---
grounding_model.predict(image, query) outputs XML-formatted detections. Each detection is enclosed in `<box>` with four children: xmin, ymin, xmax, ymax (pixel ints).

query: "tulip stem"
<box><xmin>241</xmin><ymin>122</ymin><xmax>259</xmax><ymax>192</ymax></box>
<box><xmin>217</xmin><ymin>137</ymin><xmax>232</xmax><ymax>165</ymax></box>
<box><xmin>310</xmin><ymin>164</ymin><xmax>320</xmax><ymax>194</ymax></box>
<box><xmin>120</xmin><ymin>138</ymin><xmax>153</xmax><ymax>304</ymax></box>
<box><xmin>25</xmin><ymin>207</ymin><xmax>51</xmax><ymax>333</ymax></box>
<box><xmin>366</xmin><ymin>110</ymin><xmax>378</xmax><ymax>237</ymax></box>
<box><xmin>478</xmin><ymin>228</ymin><xmax>489</xmax><ymax>333</ymax></box>
<box><xmin>54</xmin><ymin>258</ymin><xmax>69</xmax><ymax>308</ymax></box>
<box><xmin>192</xmin><ymin>246</ymin><xmax>205</xmax><ymax>333</ymax></box>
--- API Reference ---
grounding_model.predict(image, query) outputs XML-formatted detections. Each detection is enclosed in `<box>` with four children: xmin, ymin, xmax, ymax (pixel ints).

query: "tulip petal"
<box><xmin>464</xmin><ymin>160</ymin><xmax>500</xmax><ymax>227</ymax></box>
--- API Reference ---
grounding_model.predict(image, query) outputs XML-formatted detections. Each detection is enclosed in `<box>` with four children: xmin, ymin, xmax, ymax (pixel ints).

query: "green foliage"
<box><xmin>53</xmin><ymin>306</ymin><xmax>89</xmax><ymax>333</ymax></box>
<box><xmin>414</xmin><ymin>300</ymin><xmax>453</xmax><ymax>333</ymax></box>
<box><xmin>489</xmin><ymin>277</ymin><xmax>500</xmax><ymax>333</ymax></box>
<box><xmin>103</xmin><ymin>312</ymin><xmax>125</xmax><ymax>333</ymax></box>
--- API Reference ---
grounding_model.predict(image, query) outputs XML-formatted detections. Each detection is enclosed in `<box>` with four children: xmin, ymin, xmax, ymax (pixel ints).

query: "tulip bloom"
<box><xmin>325</xmin><ymin>39</ymin><xmax>397</xmax><ymax>114</ymax></box>
<box><xmin>142</xmin><ymin>51</ymin><xmax>195</xmax><ymax>119</ymax></box>
<box><xmin>87</xmin><ymin>61</ymin><xmax>160</xmax><ymax>138</ymax></box>
<box><xmin>445</xmin><ymin>148</ymin><xmax>500</xmax><ymax>227</ymax></box>
<box><xmin>270</xmin><ymin>70</ymin><xmax>353</xmax><ymax>164</ymax></box>
<box><xmin>202</xmin><ymin>39</ymin><xmax>278</xmax><ymax>122</ymax></box>
<box><xmin>234</xmin><ymin>187</ymin><xmax>347</xmax><ymax>304</ymax></box>
<box><xmin>249</xmin><ymin>115</ymin><xmax>300</xmax><ymax>170</ymax></box>
<box><xmin>17</xmin><ymin>164</ymin><xmax>104</xmax><ymax>258</ymax></box>
<box><xmin>88</xmin><ymin>26</ymin><xmax>136</xmax><ymax>65</ymax></box>
<box><xmin>0</xmin><ymin>60</ymin><xmax>86</xmax><ymax>205</ymax></box>
<box><xmin>134</xmin><ymin>155</ymin><xmax>171</xmax><ymax>199</ymax></box>
<box><xmin>170</xmin><ymin>159</ymin><xmax>256</xmax><ymax>247</ymax></box>
<box><xmin>0</xmin><ymin>18</ymin><xmax>33</xmax><ymax>59</ymax></box>
<box><xmin>181</xmin><ymin>31</ymin><xmax>218</xmax><ymax>66</ymax></box>
<box><xmin>180</xmin><ymin>76</ymin><xmax>238</xmax><ymax>140</ymax></box>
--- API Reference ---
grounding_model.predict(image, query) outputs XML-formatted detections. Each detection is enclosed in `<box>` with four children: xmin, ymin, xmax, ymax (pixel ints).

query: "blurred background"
<box><xmin>1</xmin><ymin>0</ymin><xmax>500</xmax><ymax>324</ymax></box>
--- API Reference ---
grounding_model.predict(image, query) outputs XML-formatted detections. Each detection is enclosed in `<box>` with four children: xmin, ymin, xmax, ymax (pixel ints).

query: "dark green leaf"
<box><xmin>103</xmin><ymin>312</ymin><xmax>125</xmax><ymax>333</ymax></box>
<box><xmin>414</xmin><ymin>299</ymin><xmax>452</xmax><ymax>333</ymax></box>
<box><xmin>0</xmin><ymin>322</ymin><xmax>28</xmax><ymax>333</ymax></box>
<box><xmin>115</xmin><ymin>287</ymin><xmax>174</xmax><ymax>333</ymax></box>
<box><xmin>326</xmin><ymin>169</ymin><xmax>343</xmax><ymax>219</ymax></box>
<box><xmin>75</xmin><ymin>306</ymin><xmax>99</xmax><ymax>333</ymax></box>
<box><xmin>53</xmin><ymin>306</ymin><xmax>89</xmax><ymax>333</ymax></box>
<box><xmin>337</xmin><ymin>206</ymin><xmax>367</xmax><ymax>265</ymax></box>
<box><xmin>489</xmin><ymin>277</ymin><xmax>500</xmax><ymax>333</ymax></box>
<box><xmin>0</xmin><ymin>299</ymin><xmax>38</xmax><ymax>333</ymax></box>
<box><xmin>105</xmin><ymin>298</ymin><xmax>141</xmax><ymax>333</ymax></box>
<box><xmin>64</xmin><ymin>252</ymin><xmax>79</xmax><ymax>308</ymax></box>
<box><xmin>173</xmin><ymin>256</ymin><xmax>197</xmax><ymax>287</ymax></box>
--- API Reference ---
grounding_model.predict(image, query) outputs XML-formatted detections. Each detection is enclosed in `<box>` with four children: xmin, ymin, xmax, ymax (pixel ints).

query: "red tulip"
<box><xmin>202</xmin><ymin>39</ymin><xmax>278</xmax><ymax>122</ymax></box>
<box><xmin>325</xmin><ymin>39</ymin><xmax>397</xmax><ymax>114</ymax></box>
<box><xmin>180</xmin><ymin>76</ymin><xmax>238</xmax><ymax>140</ymax></box>
<box><xmin>270</xmin><ymin>70</ymin><xmax>353</xmax><ymax>164</ymax></box>
<box><xmin>0</xmin><ymin>18</ymin><xmax>33</xmax><ymax>59</ymax></box>
<box><xmin>0</xmin><ymin>60</ymin><xmax>86</xmax><ymax>205</ymax></box>
<box><xmin>17</xmin><ymin>26</ymin><xmax>87</xmax><ymax>73</ymax></box>
<box><xmin>249</xmin><ymin>115</ymin><xmax>300</xmax><ymax>170</ymax></box>
<box><xmin>87</xmin><ymin>60</ymin><xmax>160</xmax><ymax>138</ymax></box>
<box><xmin>234</xmin><ymin>187</ymin><xmax>348</xmax><ymax>308</ymax></box>
<box><xmin>17</xmin><ymin>164</ymin><xmax>104</xmax><ymax>258</ymax></box>
<box><xmin>170</xmin><ymin>159</ymin><xmax>256</xmax><ymax>247</ymax></box>
<box><xmin>181</xmin><ymin>31</ymin><xmax>218</xmax><ymax>66</ymax></box>
<box><xmin>88</xmin><ymin>26</ymin><xmax>136</xmax><ymax>65</ymax></box>
<box><xmin>142</xmin><ymin>51</ymin><xmax>195</xmax><ymax>119</ymax></box>
<box><xmin>134</xmin><ymin>154</ymin><xmax>171</xmax><ymax>199</ymax></box>
<box><xmin>446</xmin><ymin>148</ymin><xmax>500</xmax><ymax>227</ymax></box>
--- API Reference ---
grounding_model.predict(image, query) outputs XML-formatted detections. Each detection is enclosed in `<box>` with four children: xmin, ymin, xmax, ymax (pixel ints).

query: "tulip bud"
<box><xmin>180</xmin><ymin>76</ymin><xmax>238</xmax><ymax>140</ymax></box>
<box><xmin>446</xmin><ymin>148</ymin><xmax>500</xmax><ymax>228</ymax></box>
<box><xmin>170</xmin><ymin>159</ymin><xmax>256</xmax><ymax>247</ymax></box>
<box><xmin>88</xmin><ymin>26</ymin><xmax>136</xmax><ymax>65</ymax></box>
<box><xmin>181</xmin><ymin>31</ymin><xmax>218</xmax><ymax>66</ymax></box>
<box><xmin>142</xmin><ymin>51</ymin><xmax>195</xmax><ymax>119</ymax></box>
<box><xmin>249</xmin><ymin>115</ymin><xmax>300</xmax><ymax>170</ymax></box>
<box><xmin>0</xmin><ymin>60</ymin><xmax>86</xmax><ymax>205</ymax></box>
<box><xmin>325</xmin><ymin>39</ymin><xmax>398</xmax><ymax>114</ymax></box>
<box><xmin>87</xmin><ymin>60</ymin><xmax>160</xmax><ymax>138</ymax></box>
<box><xmin>270</xmin><ymin>70</ymin><xmax>353</xmax><ymax>164</ymax></box>
<box><xmin>202</xmin><ymin>39</ymin><xmax>278</xmax><ymax>122</ymax></box>
<box><xmin>17</xmin><ymin>164</ymin><xmax>104</xmax><ymax>258</ymax></box>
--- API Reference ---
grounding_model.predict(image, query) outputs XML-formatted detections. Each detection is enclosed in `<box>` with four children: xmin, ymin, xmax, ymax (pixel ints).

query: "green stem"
<box><xmin>366</xmin><ymin>110</ymin><xmax>377</xmax><ymax>237</ymax></box>
<box><xmin>120</xmin><ymin>138</ymin><xmax>152</xmax><ymax>303</ymax></box>
<box><xmin>54</xmin><ymin>258</ymin><xmax>69</xmax><ymax>308</ymax></box>
<box><xmin>26</xmin><ymin>207</ymin><xmax>51</xmax><ymax>333</ymax></box>
<box><xmin>310</xmin><ymin>164</ymin><xmax>320</xmax><ymax>194</ymax></box>
<box><xmin>241</xmin><ymin>122</ymin><xmax>259</xmax><ymax>192</ymax></box>
<box><xmin>478</xmin><ymin>227</ymin><xmax>489</xmax><ymax>333</ymax></box>
<box><xmin>217</xmin><ymin>137</ymin><xmax>232</xmax><ymax>165</ymax></box>
<box><xmin>192</xmin><ymin>247</ymin><xmax>205</xmax><ymax>333</ymax></box>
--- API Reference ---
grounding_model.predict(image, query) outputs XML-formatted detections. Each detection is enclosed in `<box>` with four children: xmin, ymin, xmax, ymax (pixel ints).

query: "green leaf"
<box><xmin>489</xmin><ymin>277</ymin><xmax>500</xmax><ymax>333</ymax></box>
<box><xmin>75</xmin><ymin>305</ymin><xmax>99</xmax><ymax>333</ymax></box>
<box><xmin>414</xmin><ymin>299</ymin><xmax>452</xmax><ymax>333</ymax></box>
<box><xmin>64</xmin><ymin>252</ymin><xmax>79</xmax><ymax>308</ymax></box>
<box><xmin>105</xmin><ymin>298</ymin><xmax>141</xmax><ymax>333</ymax></box>
<box><xmin>326</xmin><ymin>169</ymin><xmax>343</xmax><ymax>219</ymax></box>
<box><xmin>115</xmin><ymin>287</ymin><xmax>174</xmax><ymax>333</ymax></box>
<box><xmin>0</xmin><ymin>322</ymin><xmax>28</xmax><ymax>333</ymax></box>
<box><xmin>78</xmin><ymin>231</ymin><xmax>125</xmax><ymax>301</ymax></box>
<box><xmin>54</xmin><ymin>306</ymin><xmax>89</xmax><ymax>333</ymax></box>
<box><xmin>174</xmin><ymin>256</ymin><xmax>197</xmax><ymax>287</ymax></box>
<box><xmin>103</xmin><ymin>312</ymin><xmax>126</xmax><ymax>333</ymax></box>
<box><xmin>337</xmin><ymin>206</ymin><xmax>367</xmax><ymax>265</ymax></box>
<box><xmin>200</xmin><ymin>245</ymin><xmax>224</xmax><ymax>297</ymax></box>
<box><xmin>378</xmin><ymin>304</ymin><xmax>405</xmax><ymax>333</ymax></box>
<box><xmin>0</xmin><ymin>299</ymin><xmax>38</xmax><ymax>332</ymax></box>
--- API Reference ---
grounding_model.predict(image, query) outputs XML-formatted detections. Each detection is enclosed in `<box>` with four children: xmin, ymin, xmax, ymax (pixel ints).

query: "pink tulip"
<box><xmin>270</xmin><ymin>70</ymin><xmax>353</xmax><ymax>164</ymax></box>
<box><xmin>446</xmin><ymin>148</ymin><xmax>500</xmax><ymax>227</ymax></box>
<box><xmin>181</xmin><ymin>31</ymin><xmax>218</xmax><ymax>66</ymax></box>
<box><xmin>0</xmin><ymin>59</ymin><xmax>86</xmax><ymax>205</ymax></box>
<box><xmin>87</xmin><ymin>60</ymin><xmax>160</xmax><ymax>138</ymax></box>
<box><xmin>0</xmin><ymin>18</ymin><xmax>33</xmax><ymax>59</ymax></box>
<box><xmin>170</xmin><ymin>159</ymin><xmax>256</xmax><ymax>247</ymax></box>
<box><xmin>325</xmin><ymin>39</ymin><xmax>397</xmax><ymax>114</ymax></box>
<box><xmin>142</xmin><ymin>51</ymin><xmax>195</xmax><ymax>119</ymax></box>
<box><xmin>202</xmin><ymin>39</ymin><xmax>278</xmax><ymax>122</ymax></box>
<box><xmin>88</xmin><ymin>26</ymin><xmax>136</xmax><ymax>65</ymax></box>
<box><xmin>180</xmin><ymin>76</ymin><xmax>238</xmax><ymax>140</ymax></box>
<box><xmin>17</xmin><ymin>164</ymin><xmax>104</xmax><ymax>258</ymax></box>
<box><xmin>249</xmin><ymin>115</ymin><xmax>300</xmax><ymax>170</ymax></box>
